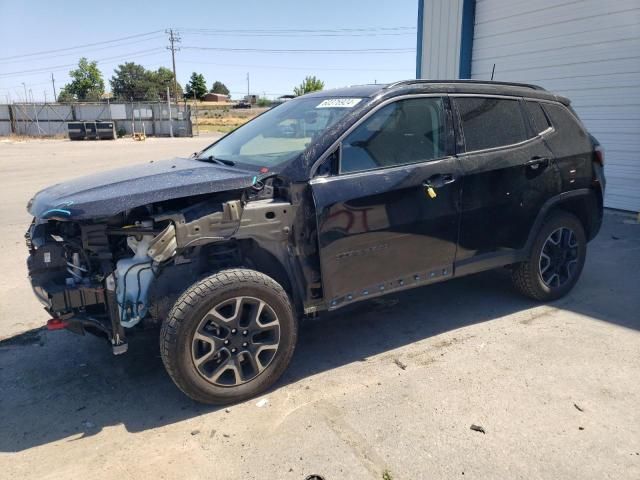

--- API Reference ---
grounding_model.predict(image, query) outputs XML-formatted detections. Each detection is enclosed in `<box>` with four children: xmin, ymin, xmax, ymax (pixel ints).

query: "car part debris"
<box><xmin>470</xmin><ymin>424</ymin><xmax>486</xmax><ymax>434</ymax></box>
<box><xmin>393</xmin><ymin>358</ymin><xmax>407</xmax><ymax>370</ymax></box>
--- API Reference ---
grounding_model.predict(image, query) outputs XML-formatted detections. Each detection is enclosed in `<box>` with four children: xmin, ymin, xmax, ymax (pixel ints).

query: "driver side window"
<box><xmin>340</xmin><ymin>97</ymin><xmax>446</xmax><ymax>173</ymax></box>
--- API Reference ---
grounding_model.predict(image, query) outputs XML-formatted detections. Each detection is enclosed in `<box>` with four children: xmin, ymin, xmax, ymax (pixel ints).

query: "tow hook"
<box><xmin>112</xmin><ymin>341</ymin><xmax>128</xmax><ymax>355</ymax></box>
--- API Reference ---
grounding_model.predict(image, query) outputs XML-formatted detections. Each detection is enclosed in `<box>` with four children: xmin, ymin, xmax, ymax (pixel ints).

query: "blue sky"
<box><xmin>0</xmin><ymin>0</ymin><xmax>418</xmax><ymax>101</ymax></box>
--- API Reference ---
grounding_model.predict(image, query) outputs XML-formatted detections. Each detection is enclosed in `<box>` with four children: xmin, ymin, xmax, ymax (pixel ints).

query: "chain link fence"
<box><xmin>0</xmin><ymin>102</ymin><xmax>193</xmax><ymax>137</ymax></box>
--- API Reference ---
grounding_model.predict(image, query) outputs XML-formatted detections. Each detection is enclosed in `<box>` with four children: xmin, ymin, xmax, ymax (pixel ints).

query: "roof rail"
<box><xmin>384</xmin><ymin>79</ymin><xmax>545</xmax><ymax>91</ymax></box>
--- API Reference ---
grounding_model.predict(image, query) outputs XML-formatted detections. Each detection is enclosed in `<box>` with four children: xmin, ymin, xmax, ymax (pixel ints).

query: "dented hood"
<box><xmin>28</xmin><ymin>157</ymin><xmax>256</xmax><ymax>220</ymax></box>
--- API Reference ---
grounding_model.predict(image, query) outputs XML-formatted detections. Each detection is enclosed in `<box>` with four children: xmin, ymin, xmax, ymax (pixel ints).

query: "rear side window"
<box><xmin>455</xmin><ymin>97</ymin><xmax>528</xmax><ymax>152</ymax></box>
<box><xmin>542</xmin><ymin>103</ymin><xmax>587</xmax><ymax>141</ymax></box>
<box><xmin>341</xmin><ymin>97</ymin><xmax>446</xmax><ymax>173</ymax></box>
<box><xmin>525</xmin><ymin>101</ymin><xmax>551</xmax><ymax>134</ymax></box>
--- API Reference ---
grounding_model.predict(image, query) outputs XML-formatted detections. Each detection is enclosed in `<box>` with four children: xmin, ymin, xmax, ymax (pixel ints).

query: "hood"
<box><xmin>28</xmin><ymin>157</ymin><xmax>256</xmax><ymax>220</ymax></box>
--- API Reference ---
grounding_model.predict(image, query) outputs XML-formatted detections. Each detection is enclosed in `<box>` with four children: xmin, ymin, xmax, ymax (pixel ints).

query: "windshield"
<box><xmin>197</xmin><ymin>97</ymin><xmax>363</xmax><ymax>168</ymax></box>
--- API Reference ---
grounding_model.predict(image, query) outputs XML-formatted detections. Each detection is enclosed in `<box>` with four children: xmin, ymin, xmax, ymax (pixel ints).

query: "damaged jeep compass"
<box><xmin>26</xmin><ymin>80</ymin><xmax>605</xmax><ymax>404</ymax></box>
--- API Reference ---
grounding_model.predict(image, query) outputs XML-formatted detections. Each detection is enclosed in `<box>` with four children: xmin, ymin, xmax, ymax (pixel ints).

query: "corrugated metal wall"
<box><xmin>418</xmin><ymin>0</ymin><xmax>464</xmax><ymax>78</ymax></box>
<box><xmin>470</xmin><ymin>0</ymin><xmax>640</xmax><ymax>212</ymax></box>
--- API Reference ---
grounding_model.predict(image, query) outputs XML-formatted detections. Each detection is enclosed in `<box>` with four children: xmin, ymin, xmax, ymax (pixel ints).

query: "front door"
<box><xmin>310</xmin><ymin>96</ymin><xmax>462</xmax><ymax>308</ymax></box>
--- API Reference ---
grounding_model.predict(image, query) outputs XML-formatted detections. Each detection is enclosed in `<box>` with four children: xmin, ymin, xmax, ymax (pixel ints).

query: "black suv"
<box><xmin>26</xmin><ymin>80</ymin><xmax>605</xmax><ymax>404</ymax></box>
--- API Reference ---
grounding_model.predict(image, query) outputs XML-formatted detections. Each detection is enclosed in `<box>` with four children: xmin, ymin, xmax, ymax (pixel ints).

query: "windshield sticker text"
<box><xmin>316</xmin><ymin>98</ymin><xmax>361</xmax><ymax>109</ymax></box>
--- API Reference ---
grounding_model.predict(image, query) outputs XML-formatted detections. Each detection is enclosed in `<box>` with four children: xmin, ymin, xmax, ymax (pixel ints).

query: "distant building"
<box><xmin>244</xmin><ymin>94</ymin><xmax>259</xmax><ymax>104</ymax></box>
<box><xmin>202</xmin><ymin>93</ymin><xmax>230</xmax><ymax>102</ymax></box>
<box><xmin>271</xmin><ymin>95</ymin><xmax>296</xmax><ymax>107</ymax></box>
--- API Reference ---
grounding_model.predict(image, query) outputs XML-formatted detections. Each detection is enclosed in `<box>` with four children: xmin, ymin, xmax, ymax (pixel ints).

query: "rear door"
<box><xmin>452</xmin><ymin>96</ymin><xmax>561</xmax><ymax>272</ymax></box>
<box><xmin>310</xmin><ymin>96</ymin><xmax>463</xmax><ymax>307</ymax></box>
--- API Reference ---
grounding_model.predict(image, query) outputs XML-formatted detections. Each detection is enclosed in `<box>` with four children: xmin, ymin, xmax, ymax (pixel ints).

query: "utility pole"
<box><xmin>246</xmin><ymin>72</ymin><xmax>250</xmax><ymax>101</ymax></box>
<box><xmin>166</xmin><ymin>29</ymin><xmax>181</xmax><ymax>100</ymax></box>
<box><xmin>22</xmin><ymin>82</ymin><xmax>27</xmax><ymax>104</ymax></box>
<box><xmin>166</xmin><ymin>86</ymin><xmax>173</xmax><ymax>138</ymax></box>
<box><xmin>51</xmin><ymin>73</ymin><xmax>57</xmax><ymax>101</ymax></box>
<box><xmin>44</xmin><ymin>90</ymin><xmax>47</xmax><ymax>103</ymax></box>
<box><xmin>193</xmin><ymin>89</ymin><xmax>199</xmax><ymax>136</ymax></box>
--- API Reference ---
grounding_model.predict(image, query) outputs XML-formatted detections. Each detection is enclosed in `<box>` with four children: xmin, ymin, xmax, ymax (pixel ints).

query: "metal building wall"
<box><xmin>417</xmin><ymin>0</ymin><xmax>464</xmax><ymax>79</ymax></box>
<box><xmin>470</xmin><ymin>0</ymin><xmax>640</xmax><ymax>212</ymax></box>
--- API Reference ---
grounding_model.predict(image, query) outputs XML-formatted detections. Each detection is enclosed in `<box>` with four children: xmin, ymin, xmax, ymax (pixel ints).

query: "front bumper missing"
<box><xmin>34</xmin><ymin>280</ymin><xmax>128</xmax><ymax>355</ymax></box>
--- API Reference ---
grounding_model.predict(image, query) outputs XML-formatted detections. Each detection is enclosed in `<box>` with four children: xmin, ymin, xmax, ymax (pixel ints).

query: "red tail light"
<box><xmin>47</xmin><ymin>318</ymin><xmax>69</xmax><ymax>330</ymax></box>
<box><xmin>594</xmin><ymin>145</ymin><xmax>604</xmax><ymax>166</ymax></box>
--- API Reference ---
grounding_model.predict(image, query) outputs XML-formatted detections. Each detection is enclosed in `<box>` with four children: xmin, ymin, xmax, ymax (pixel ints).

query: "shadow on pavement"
<box><xmin>1</xmin><ymin>212</ymin><xmax>637</xmax><ymax>452</ymax></box>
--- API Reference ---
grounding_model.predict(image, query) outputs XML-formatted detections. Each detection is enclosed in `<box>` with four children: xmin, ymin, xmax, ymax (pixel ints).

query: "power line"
<box><xmin>0</xmin><ymin>48</ymin><xmax>165</xmax><ymax>77</ymax></box>
<box><xmin>182</xmin><ymin>31</ymin><xmax>415</xmax><ymax>38</ymax></box>
<box><xmin>182</xmin><ymin>46</ymin><xmax>414</xmax><ymax>54</ymax></box>
<box><xmin>0</xmin><ymin>26</ymin><xmax>415</xmax><ymax>63</ymax></box>
<box><xmin>0</xmin><ymin>81</ymin><xmax>51</xmax><ymax>90</ymax></box>
<box><xmin>0</xmin><ymin>30</ymin><xmax>164</xmax><ymax>61</ymax></box>
<box><xmin>178</xmin><ymin>26</ymin><xmax>416</xmax><ymax>33</ymax></box>
<box><xmin>180</xmin><ymin>59</ymin><xmax>410</xmax><ymax>72</ymax></box>
<box><xmin>0</xmin><ymin>34</ymin><xmax>166</xmax><ymax>65</ymax></box>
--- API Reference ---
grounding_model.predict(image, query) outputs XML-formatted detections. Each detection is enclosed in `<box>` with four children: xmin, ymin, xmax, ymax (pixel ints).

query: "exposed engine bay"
<box><xmin>26</xmin><ymin>179</ymin><xmax>319</xmax><ymax>354</ymax></box>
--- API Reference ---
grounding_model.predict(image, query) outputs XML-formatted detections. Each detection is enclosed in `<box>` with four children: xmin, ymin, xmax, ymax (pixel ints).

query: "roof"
<box><xmin>301</xmin><ymin>79</ymin><xmax>569</xmax><ymax>105</ymax></box>
<box><xmin>302</xmin><ymin>84</ymin><xmax>383</xmax><ymax>98</ymax></box>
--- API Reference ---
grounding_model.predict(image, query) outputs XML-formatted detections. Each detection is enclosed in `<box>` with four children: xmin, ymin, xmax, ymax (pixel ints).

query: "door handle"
<box><xmin>423</xmin><ymin>173</ymin><xmax>457</xmax><ymax>188</ymax></box>
<box><xmin>526</xmin><ymin>156</ymin><xmax>550</xmax><ymax>170</ymax></box>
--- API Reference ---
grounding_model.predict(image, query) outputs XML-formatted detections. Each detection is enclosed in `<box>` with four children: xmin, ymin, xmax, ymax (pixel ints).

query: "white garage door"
<box><xmin>470</xmin><ymin>0</ymin><xmax>640</xmax><ymax>212</ymax></box>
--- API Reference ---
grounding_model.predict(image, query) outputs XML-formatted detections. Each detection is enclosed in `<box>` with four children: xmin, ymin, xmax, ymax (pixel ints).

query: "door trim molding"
<box><xmin>326</xmin><ymin>262</ymin><xmax>454</xmax><ymax>311</ymax></box>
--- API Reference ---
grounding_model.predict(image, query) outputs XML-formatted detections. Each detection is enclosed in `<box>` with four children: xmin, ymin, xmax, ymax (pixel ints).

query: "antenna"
<box><xmin>490</xmin><ymin>64</ymin><xmax>496</xmax><ymax>81</ymax></box>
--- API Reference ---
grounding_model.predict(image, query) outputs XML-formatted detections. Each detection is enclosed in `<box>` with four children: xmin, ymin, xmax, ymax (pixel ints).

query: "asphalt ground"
<box><xmin>1</xmin><ymin>136</ymin><xmax>638</xmax><ymax>479</ymax></box>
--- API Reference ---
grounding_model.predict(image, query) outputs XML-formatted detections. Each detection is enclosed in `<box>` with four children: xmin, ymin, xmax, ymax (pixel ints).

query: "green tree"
<box><xmin>293</xmin><ymin>75</ymin><xmax>324</xmax><ymax>96</ymax></box>
<box><xmin>58</xmin><ymin>57</ymin><xmax>105</xmax><ymax>102</ymax></box>
<box><xmin>256</xmin><ymin>96</ymin><xmax>272</xmax><ymax>107</ymax></box>
<box><xmin>57</xmin><ymin>87</ymin><xmax>76</xmax><ymax>103</ymax></box>
<box><xmin>152</xmin><ymin>67</ymin><xmax>183</xmax><ymax>99</ymax></box>
<box><xmin>110</xmin><ymin>62</ymin><xmax>153</xmax><ymax>100</ymax></box>
<box><xmin>110</xmin><ymin>64</ymin><xmax>183</xmax><ymax>101</ymax></box>
<box><xmin>210</xmin><ymin>81</ymin><xmax>230</xmax><ymax>95</ymax></box>
<box><xmin>185</xmin><ymin>72</ymin><xmax>207</xmax><ymax>99</ymax></box>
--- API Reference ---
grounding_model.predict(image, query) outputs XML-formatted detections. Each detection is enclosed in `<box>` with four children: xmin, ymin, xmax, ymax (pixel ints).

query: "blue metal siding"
<box><xmin>458</xmin><ymin>0</ymin><xmax>476</xmax><ymax>79</ymax></box>
<box><xmin>416</xmin><ymin>0</ymin><xmax>425</xmax><ymax>78</ymax></box>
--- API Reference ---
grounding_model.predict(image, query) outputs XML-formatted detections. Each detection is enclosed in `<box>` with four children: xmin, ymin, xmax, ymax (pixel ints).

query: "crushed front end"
<box><xmin>25</xmin><ymin>214</ymin><xmax>172</xmax><ymax>354</ymax></box>
<box><xmin>24</xmin><ymin>178</ymin><xmax>313</xmax><ymax>356</ymax></box>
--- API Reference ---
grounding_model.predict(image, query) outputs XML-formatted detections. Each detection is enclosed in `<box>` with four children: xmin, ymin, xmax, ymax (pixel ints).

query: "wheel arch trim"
<box><xmin>524</xmin><ymin>188</ymin><xmax>599</xmax><ymax>255</ymax></box>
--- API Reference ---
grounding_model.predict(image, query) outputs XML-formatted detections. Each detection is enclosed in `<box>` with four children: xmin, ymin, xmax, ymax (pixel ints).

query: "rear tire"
<box><xmin>512</xmin><ymin>211</ymin><xmax>586</xmax><ymax>301</ymax></box>
<box><xmin>160</xmin><ymin>268</ymin><xmax>297</xmax><ymax>404</ymax></box>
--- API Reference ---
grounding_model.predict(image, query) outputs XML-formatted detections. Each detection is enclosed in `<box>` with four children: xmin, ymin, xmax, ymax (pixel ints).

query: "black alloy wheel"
<box><xmin>160</xmin><ymin>269</ymin><xmax>297</xmax><ymax>404</ymax></box>
<box><xmin>191</xmin><ymin>296</ymin><xmax>281</xmax><ymax>387</ymax></box>
<box><xmin>538</xmin><ymin>227</ymin><xmax>580</xmax><ymax>288</ymax></box>
<box><xmin>511</xmin><ymin>211</ymin><xmax>587</xmax><ymax>301</ymax></box>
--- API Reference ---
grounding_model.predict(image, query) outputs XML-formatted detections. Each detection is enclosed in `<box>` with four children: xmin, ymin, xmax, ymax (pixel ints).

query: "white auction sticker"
<box><xmin>316</xmin><ymin>98</ymin><xmax>361</xmax><ymax>108</ymax></box>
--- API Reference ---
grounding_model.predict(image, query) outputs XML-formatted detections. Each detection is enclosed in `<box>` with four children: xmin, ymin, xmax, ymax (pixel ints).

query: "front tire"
<box><xmin>512</xmin><ymin>211</ymin><xmax>586</xmax><ymax>301</ymax></box>
<box><xmin>160</xmin><ymin>269</ymin><xmax>297</xmax><ymax>404</ymax></box>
